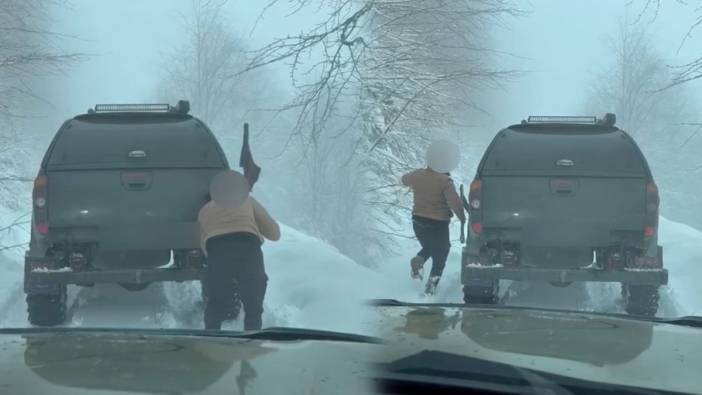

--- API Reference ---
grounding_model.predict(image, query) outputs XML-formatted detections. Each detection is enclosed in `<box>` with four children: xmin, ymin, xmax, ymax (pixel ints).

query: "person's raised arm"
<box><xmin>252</xmin><ymin>198</ymin><xmax>281</xmax><ymax>241</ymax></box>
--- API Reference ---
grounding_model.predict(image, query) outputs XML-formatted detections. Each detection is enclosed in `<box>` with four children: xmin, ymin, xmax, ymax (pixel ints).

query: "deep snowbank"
<box><xmin>170</xmin><ymin>224</ymin><xmax>388</xmax><ymax>334</ymax></box>
<box><xmin>0</xmin><ymin>220</ymin><xmax>387</xmax><ymax>333</ymax></box>
<box><xmin>658</xmin><ymin>217</ymin><xmax>702</xmax><ymax>316</ymax></box>
<box><xmin>2</xmin><ymin>215</ymin><xmax>702</xmax><ymax>331</ymax></box>
<box><xmin>379</xmin><ymin>218</ymin><xmax>702</xmax><ymax>317</ymax></box>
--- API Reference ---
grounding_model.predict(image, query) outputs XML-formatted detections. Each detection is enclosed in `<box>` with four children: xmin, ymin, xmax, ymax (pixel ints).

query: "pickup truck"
<box><xmin>461</xmin><ymin>114</ymin><xmax>668</xmax><ymax>316</ymax></box>
<box><xmin>24</xmin><ymin>102</ymin><xmax>236</xmax><ymax>325</ymax></box>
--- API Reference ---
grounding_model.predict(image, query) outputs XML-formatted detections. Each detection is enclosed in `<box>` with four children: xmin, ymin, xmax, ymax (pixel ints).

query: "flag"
<box><xmin>240</xmin><ymin>123</ymin><xmax>261</xmax><ymax>190</ymax></box>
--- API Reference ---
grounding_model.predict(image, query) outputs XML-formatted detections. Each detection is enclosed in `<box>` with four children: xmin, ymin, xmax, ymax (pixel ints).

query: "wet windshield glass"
<box><xmin>0</xmin><ymin>1</ymin><xmax>701</xmax><ymax>394</ymax></box>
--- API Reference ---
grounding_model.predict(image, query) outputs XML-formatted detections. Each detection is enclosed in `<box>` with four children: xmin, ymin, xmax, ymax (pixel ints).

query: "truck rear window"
<box><xmin>46</xmin><ymin>117</ymin><xmax>226</xmax><ymax>170</ymax></box>
<box><xmin>481</xmin><ymin>128</ymin><xmax>648</xmax><ymax>177</ymax></box>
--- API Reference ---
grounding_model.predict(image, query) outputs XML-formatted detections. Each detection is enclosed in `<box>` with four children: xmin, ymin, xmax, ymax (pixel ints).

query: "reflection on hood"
<box><xmin>391</xmin><ymin>307</ymin><xmax>654</xmax><ymax>367</ymax></box>
<box><xmin>23</xmin><ymin>333</ymin><xmax>274</xmax><ymax>394</ymax></box>
<box><xmin>395</xmin><ymin>308</ymin><xmax>461</xmax><ymax>340</ymax></box>
<box><xmin>460</xmin><ymin>310</ymin><xmax>654</xmax><ymax>366</ymax></box>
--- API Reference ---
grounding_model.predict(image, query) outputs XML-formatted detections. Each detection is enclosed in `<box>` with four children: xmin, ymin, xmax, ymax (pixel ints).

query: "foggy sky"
<box><xmin>49</xmin><ymin>0</ymin><xmax>700</xmax><ymax>130</ymax></box>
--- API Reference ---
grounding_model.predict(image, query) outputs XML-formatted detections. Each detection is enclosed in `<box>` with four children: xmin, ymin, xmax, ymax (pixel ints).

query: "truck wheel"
<box><xmin>27</xmin><ymin>286</ymin><xmax>67</xmax><ymax>326</ymax></box>
<box><xmin>463</xmin><ymin>282</ymin><xmax>499</xmax><ymax>305</ymax></box>
<box><xmin>623</xmin><ymin>284</ymin><xmax>659</xmax><ymax>317</ymax></box>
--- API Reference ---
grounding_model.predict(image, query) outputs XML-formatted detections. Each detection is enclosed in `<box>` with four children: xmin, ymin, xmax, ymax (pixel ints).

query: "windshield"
<box><xmin>1</xmin><ymin>1</ymin><xmax>701</xmax><ymax>394</ymax></box>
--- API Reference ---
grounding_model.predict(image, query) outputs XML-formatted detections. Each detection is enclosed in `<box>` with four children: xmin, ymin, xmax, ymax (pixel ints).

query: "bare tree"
<box><xmin>0</xmin><ymin>0</ymin><xmax>83</xmax><ymax>118</ymax></box>
<box><xmin>671</xmin><ymin>4</ymin><xmax>702</xmax><ymax>85</ymax></box>
<box><xmin>247</xmin><ymin>1</ymin><xmax>521</xmax><ymax>261</ymax></box>
<box><xmin>587</xmin><ymin>20</ymin><xmax>676</xmax><ymax>135</ymax></box>
<box><xmin>248</xmin><ymin>0</ymin><xmax>520</xmax><ymax>145</ymax></box>
<box><xmin>158</xmin><ymin>0</ymin><xmax>251</xmax><ymax>132</ymax></box>
<box><xmin>628</xmin><ymin>0</ymin><xmax>702</xmax><ymax>86</ymax></box>
<box><xmin>0</xmin><ymin>0</ymin><xmax>82</xmax><ymax>252</ymax></box>
<box><xmin>586</xmin><ymin>17</ymin><xmax>702</xmax><ymax>230</ymax></box>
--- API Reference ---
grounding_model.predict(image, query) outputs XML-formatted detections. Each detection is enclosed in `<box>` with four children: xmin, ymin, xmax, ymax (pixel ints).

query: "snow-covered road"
<box><xmin>1</xmin><ymin>217</ymin><xmax>701</xmax><ymax>334</ymax></box>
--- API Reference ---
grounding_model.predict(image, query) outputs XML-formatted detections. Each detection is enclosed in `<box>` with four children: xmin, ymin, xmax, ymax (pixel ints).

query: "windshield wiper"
<box><xmin>653</xmin><ymin>316</ymin><xmax>702</xmax><ymax>329</ymax></box>
<box><xmin>376</xmin><ymin>350</ymin><xmax>690</xmax><ymax>395</ymax></box>
<box><xmin>226</xmin><ymin>327</ymin><xmax>381</xmax><ymax>343</ymax></box>
<box><xmin>0</xmin><ymin>327</ymin><xmax>381</xmax><ymax>344</ymax></box>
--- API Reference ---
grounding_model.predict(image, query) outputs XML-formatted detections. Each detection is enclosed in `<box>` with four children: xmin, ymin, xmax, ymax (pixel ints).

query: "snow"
<box><xmin>378</xmin><ymin>218</ymin><xmax>702</xmax><ymax>317</ymax></box>
<box><xmin>466</xmin><ymin>263</ymin><xmax>503</xmax><ymax>269</ymax></box>
<box><xmin>156</xmin><ymin>259</ymin><xmax>176</xmax><ymax>269</ymax></box>
<box><xmin>31</xmin><ymin>267</ymin><xmax>72</xmax><ymax>273</ymax></box>
<box><xmin>1</xmin><ymin>216</ymin><xmax>702</xmax><ymax>332</ymax></box>
<box><xmin>657</xmin><ymin>217</ymin><xmax>702</xmax><ymax>316</ymax></box>
<box><xmin>164</xmin><ymin>224</ymin><xmax>387</xmax><ymax>334</ymax></box>
<box><xmin>0</xmin><ymin>222</ymin><xmax>388</xmax><ymax>334</ymax></box>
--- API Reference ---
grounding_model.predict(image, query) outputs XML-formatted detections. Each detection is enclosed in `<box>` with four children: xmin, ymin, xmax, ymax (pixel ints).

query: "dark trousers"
<box><xmin>413</xmin><ymin>215</ymin><xmax>450</xmax><ymax>278</ymax></box>
<box><xmin>205</xmin><ymin>233</ymin><xmax>267</xmax><ymax>331</ymax></box>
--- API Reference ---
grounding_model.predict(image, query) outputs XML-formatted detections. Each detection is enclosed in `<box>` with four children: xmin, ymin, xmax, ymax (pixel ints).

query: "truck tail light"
<box><xmin>469</xmin><ymin>180</ymin><xmax>482</xmax><ymax>210</ymax></box>
<box><xmin>471</xmin><ymin>222</ymin><xmax>483</xmax><ymax>234</ymax></box>
<box><xmin>469</xmin><ymin>180</ymin><xmax>482</xmax><ymax>234</ymax></box>
<box><xmin>33</xmin><ymin>173</ymin><xmax>49</xmax><ymax>235</ymax></box>
<box><xmin>644</xmin><ymin>182</ymin><xmax>659</xmax><ymax>239</ymax></box>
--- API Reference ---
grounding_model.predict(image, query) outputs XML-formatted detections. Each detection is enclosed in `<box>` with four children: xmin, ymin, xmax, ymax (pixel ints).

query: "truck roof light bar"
<box><xmin>93</xmin><ymin>104</ymin><xmax>171</xmax><ymax>113</ymax></box>
<box><xmin>527</xmin><ymin>116</ymin><xmax>598</xmax><ymax>124</ymax></box>
<box><xmin>89</xmin><ymin>100</ymin><xmax>190</xmax><ymax>115</ymax></box>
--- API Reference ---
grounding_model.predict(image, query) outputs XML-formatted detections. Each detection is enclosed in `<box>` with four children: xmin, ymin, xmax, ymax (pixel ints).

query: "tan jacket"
<box><xmin>197</xmin><ymin>197</ymin><xmax>280</xmax><ymax>255</ymax></box>
<box><xmin>402</xmin><ymin>169</ymin><xmax>466</xmax><ymax>222</ymax></box>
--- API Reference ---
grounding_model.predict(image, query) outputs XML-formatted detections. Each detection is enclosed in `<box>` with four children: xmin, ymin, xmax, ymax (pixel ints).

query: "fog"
<box><xmin>8</xmin><ymin>0</ymin><xmax>702</xmax><ymax>256</ymax></box>
<box><xmin>43</xmin><ymin>1</ymin><xmax>702</xmax><ymax>130</ymax></box>
<box><xmin>1</xmin><ymin>0</ymin><xmax>702</xmax><ymax>331</ymax></box>
<box><xmin>491</xmin><ymin>0</ymin><xmax>700</xmax><ymax>125</ymax></box>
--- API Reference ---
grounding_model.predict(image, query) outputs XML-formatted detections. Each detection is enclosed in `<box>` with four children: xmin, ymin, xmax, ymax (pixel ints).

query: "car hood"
<box><xmin>372</xmin><ymin>304</ymin><xmax>702</xmax><ymax>394</ymax></box>
<box><xmin>0</xmin><ymin>329</ymin><xmax>376</xmax><ymax>395</ymax></box>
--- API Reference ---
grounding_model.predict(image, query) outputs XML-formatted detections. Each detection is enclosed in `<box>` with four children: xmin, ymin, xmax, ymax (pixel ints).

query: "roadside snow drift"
<box><xmin>658</xmin><ymin>217</ymin><xmax>702</xmax><ymax>316</ymax></box>
<box><xmin>162</xmin><ymin>224</ymin><xmax>388</xmax><ymax>334</ymax></box>
<box><xmin>380</xmin><ymin>218</ymin><xmax>702</xmax><ymax>317</ymax></box>
<box><xmin>1</xmin><ymin>217</ymin><xmax>702</xmax><ymax>332</ymax></box>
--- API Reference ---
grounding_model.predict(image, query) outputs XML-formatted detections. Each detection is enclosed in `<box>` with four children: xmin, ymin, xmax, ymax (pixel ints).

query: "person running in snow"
<box><xmin>401</xmin><ymin>140</ymin><xmax>465</xmax><ymax>295</ymax></box>
<box><xmin>198</xmin><ymin>170</ymin><xmax>280</xmax><ymax>330</ymax></box>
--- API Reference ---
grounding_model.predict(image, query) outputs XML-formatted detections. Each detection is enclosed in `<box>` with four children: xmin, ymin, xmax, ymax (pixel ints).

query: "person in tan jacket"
<box><xmin>402</xmin><ymin>141</ymin><xmax>465</xmax><ymax>295</ymax></box>
<box><xmin>198</xmin><ymin>170</ymin><xmax>280</xmax><ymax>330</ymax></box>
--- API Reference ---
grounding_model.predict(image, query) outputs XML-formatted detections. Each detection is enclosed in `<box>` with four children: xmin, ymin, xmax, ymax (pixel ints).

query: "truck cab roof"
<box><xmin>478</xmin><ymin>118</ymin><xmax>651</xmax><ymax>179</ymax></box>
<box><xmin>44</xmin><ymin>109</ymin><xmax>228</xmax><ymax>171</ymax></box>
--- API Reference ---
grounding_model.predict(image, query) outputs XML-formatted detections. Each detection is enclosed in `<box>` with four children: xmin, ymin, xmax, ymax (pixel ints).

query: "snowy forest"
<box><xmin>1</xmin><ymin>0</ymin><xmax>702</xmax><ymax>332</ymax></box>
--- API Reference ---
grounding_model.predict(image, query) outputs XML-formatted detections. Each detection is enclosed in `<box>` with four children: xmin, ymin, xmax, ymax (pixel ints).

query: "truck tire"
<box><xmin>27</xmin><ymin>286</ymin><xmax>67</xmax><ymax>326</ymax></box>
<box><xmin>623</xmin><ymin>284</ymin><xmax>659</xmax><ymax>317</ymax></box>
<box><xmin>463</xmin><ymin>282</ymin><xmax>499</xmax><ymax>305</ymax></box>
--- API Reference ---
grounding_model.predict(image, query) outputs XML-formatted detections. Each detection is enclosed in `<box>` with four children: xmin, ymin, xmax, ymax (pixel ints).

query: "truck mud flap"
<box><xmin>27</xmin><ymin>268</ymin><xmax>204</xmax><ymax>286</ymax></box>
<box><xmin>462</xmin><ymin>266</ymin><xmax>668</xmax><ymax>285</ymax></box>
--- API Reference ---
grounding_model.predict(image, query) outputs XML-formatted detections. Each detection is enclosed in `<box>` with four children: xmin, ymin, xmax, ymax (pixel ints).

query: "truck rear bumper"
<box><xmin>25</xmin><ymin>267</ymin><xmax>203</xmax><ymax>293</ymax></box>
<box><xmin>462</xmin><ymin>265</ymin><xmax>668</xmax><ymax>285</ymax></box>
